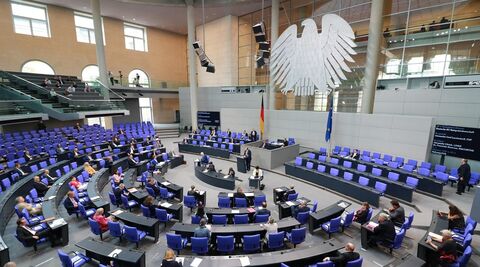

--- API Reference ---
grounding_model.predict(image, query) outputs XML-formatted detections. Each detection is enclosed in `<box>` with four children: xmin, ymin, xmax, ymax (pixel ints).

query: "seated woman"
<box><xmin>143</xmin><ymin>196</ymin><xmax>156</xmax><ymax>216</ymax></box>
<box><xmin>262</xmin><ymin>217</ymin><xmax>278</xmax><ymax>241</ymax></box>
<box><xmin>354</xmin><ymin>202</ymin><xmax>370</xmax><ymax>224</ymax></box>
<box><xmin>93</xmin><ymin>208</ymin><xmax>112</xmax><ymax>232</ymax></box>
<box><xmin>438</xmin><ymin>205</ymin><xmax>465</xmax><ymax>230</ymax></box>
<box><xmin>227</xmin><ymin>167</ymin><xmax>235</xmax><ymax>177</ymax></box>
<box><xmin>112</xmin><ymin>169</ymin><xmax>123</xmax><ymax>185</ymax></box>
<box><xmin>146</xmin><ymin>178</ymin><xmax>160</xmax><ymax>196</ymax></box>
<box><xmin>69</xmin><ymin>176</ymin><xmax>84</xmax><ymax>190</ymax></box>
<box><xmin>84</xmin><ymin>162</ymin><xmax>96</xmax><ymax>176</ymax></box>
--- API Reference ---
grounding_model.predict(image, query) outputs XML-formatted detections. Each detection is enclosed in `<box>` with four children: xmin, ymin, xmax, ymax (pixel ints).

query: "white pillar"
<box><xmin>91</xmin><ymin>0</ymin><xmax>109</xmax><ymax>91</ymax></box>
<box><xmin>265</xmin><ymin>0</ymin><xmax>279</xmax><ymax>139</ymax></box>
<box><xmin>360</xmin><ymin>0</ymin><xmax>384</xmax><ymax>113</ymax></box>
<box><xmin>187</xmin><ymin>2</ymin><xmax>198</xmax><ymax>130</ymax></box>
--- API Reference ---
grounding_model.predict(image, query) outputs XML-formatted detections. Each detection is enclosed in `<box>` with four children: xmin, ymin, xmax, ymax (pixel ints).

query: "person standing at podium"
<box><xmin>244</xmin><ymin>148</ymin><xmax>252</xmax><ymax>171</ymax></box>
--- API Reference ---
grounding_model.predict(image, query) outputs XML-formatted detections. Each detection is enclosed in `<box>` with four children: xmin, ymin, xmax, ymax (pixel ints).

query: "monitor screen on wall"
<box><xmin>197</xmin><ymin>111</ymin><xmax>220</xmax><ymax>126</ymax></box>
<box><xmin>431</xmin><ymin>125</ymin><xmax>480</xmax><ymax>160</ymax></box>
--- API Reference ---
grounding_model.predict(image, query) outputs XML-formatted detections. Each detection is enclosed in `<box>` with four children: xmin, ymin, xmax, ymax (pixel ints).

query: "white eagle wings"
<box><xmin>270</xmin><ymin>14</ymin><xmax>357</xmax><ymax>96</ymax></box>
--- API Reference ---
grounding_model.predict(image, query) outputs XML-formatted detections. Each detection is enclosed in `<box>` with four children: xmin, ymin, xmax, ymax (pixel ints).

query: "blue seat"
<box><xmin>358</xmin><ymin>176</ymin><xmax>369</xmax><ymax>186</ymax></box>
<box><xmin>141</xmin><ymin>204</ymin><xmax>152</xmax><ymax>218</ymax></box>
<box><xmin>402</xmin><ymin>164</ymin><xmax>414</xmax><ymax>173</ymax></box>
<box><xmin>121</xmin><ymin>195</ymin><xmax>138</xmax><ymax>211</ymax></box>
<box><xmin>316</xmin><ymin>262</ymin><xmax>334</xmax><ymax>267</ymax></box>
<box><xmin>405</xmin><ymin>176</ymin><xmax>419</xmax><ymax>189</ymax></box>
<box><xmin>318</xmin><ymin>155</ymin><xmax>327</xmax><ymax>162</ymax></box>
<box><xmin>235</xmin><ymin>197</ymin><xmax>247</xmax><ymax>208</ymax></box>
<box><xmin>255</xmin><ymin>214</ymin><xmax>269</xmax><ymax>223</ymax></box>
<box><xmin>371</xmin><ymin>168</ymin><xmax>382</xmax><ymax>176</ymax></box>
<box><xmin>184</xmin><ymin>195</ymin><xmax>197</xmax><ymax>210</ymax></box>
<box><xmin>296</xmin><ymin>211</ymin><xmax>310</xmax><ymax>225</ymax></box>
<box><xmin>287</xmin><ymin>193</ymin><xmax>298</xmax><ymax>201</ymax></box>
<box><xmin>78</xmin><ymin>203</ymin><xmax>95</xmax><ymax>219</ymax></box>
<box><xmin>343</xmin><ymin>161</ymin><xmax>352</xmax><ymax>168</ymax></box>
<box><xmin>436</xmin><ymin>172</ymin><xmax>449</xmax><ymax>183</ymax></box>
<box><xmin>294</xmin><ymin>157</ymin><xmax>303</xmax><ymax>166</ymax></box>
<box><xmin>330</xmin><ymin>158</ymin><xmax>339</xmax><ymax>165</ymax></box>
<box><xmin>343</xmin><ymin>172</ymin><xmax>353</xmax><ymax>181</ymax></box>
<box><xmin>1</xmin><ymin>178</ymin><xmax>11</xmax><ymax>190</ymax></box>
<box><xmin>321</xmin><ymin>216</ymin><xmax>341</xmax><ymax>238</ymax></box>
<box><xmin>191</xmin><ymin>237</ymin><xmax>209</xmax><ymax>255</ymax></box>
<box><xmin>311</xmin><ymin>200</ymin><xmax>318</xmax><ymax>213</ymax></box>
<box><xmin>155</xmin><ymin>208</ymin><xmax>173</xmax><ymax>227</ymax></box>
<box><xmin>329</xmin><ymin>168</ymin><xmax>339</xmax><ymax>176</ymax></box>
<box><xmin>107</xmin><ymin>221</ymin><xmax>124</xmax><ymax>241</ymax></box>
<box><xmin>218</xmin><ymin>197</ymin><xmax>231</xmax><ymax>208</ymax></box>
<box><xmin>374</xmin><ymin>181</ymin><xmax>387</xmax><ymax>195</ymax></box>
<box><xmin>319</xmin><ymin>147</ymin><xmax>327</xmax><ymax>155</ymax></box>
<box><xmin>457</xmin><ymin>245</ymin><xmax>472</xmax><ymax>267</ymax></box>
<box><xmin>71</xmin><ymin>162</ymin><xmax>78</xmax><ymax>169</ymax></box>
<box><xmin>243</xmin><ymin>234</ymin><xmax>261</xmax><ymax>253</ymax></box>
<box><xmin>308</xmin><ymin>153</ymin><xmax>315</xmax><ymax>159</ymax></box>
<box><xmin>418</xmin><ymin>167</ymin><xmax>430</xmax><ymax>176</ymax></box>
<box><xmin>160</xmin><ymin>187</ymin><xmax>174</xmax><ymax>200</ymax></box>
<box><xmin>217</xmin><ymin>235</ymin><xmax>234</xmax><ymax>254</ymax></box>
<box><xmin>124</xmin><ymin>225</ymin><xmax>147</xmax><ymax>248</ymax></box>
<box><xmin>382</xmin><ymin>228</ymin><xmax>405</xmax><ymax>254</ymax></box>
<box><xmin>434</xmin><ymin>164</ymin><xmax>447</xmax><ymax>173</ymax></box>
<box><xmin>108</xmin><ymin>192</ymin><xmax>119</xmax><ymax>207</ymax></box>
<box><xmin>30</xmin><ymin>165</ymin><xmax>39</xmax><ymax>173</ymax></box>
<box><xmin>374</xmin><ymin>158</ymin><xmax>384</xmax><ymax>165</ymax></box>
<box><xmin>88</xmin><ymin>217</ymin><xmax>106</xmax><ymax>240</ymax></box>
<box><xmin>267</xmin><ymin>231</ymin><xmax>285</xmax><ymax>250</ymax></box>
<box><xmin>136</xmin><ymin>172</ymin><xmax>147</xmax><ymax>186</ymax></box>
<box><xmin>146</xmin><ymin>187</ymin><xmax>157</xmax><ymax>198</ymax></box>
<box><xmin>317</xmin><ymin>165</ymin><xmax>326</xmax><ymax>173</ymax></box>
<box><xmin>57</xmin><ymin>249</ymin><xmax>90</xmax><ymax>267</ymax></box>
<box><xmin>341</xmin><ymin>210</ymin><xmax>355</xmax><ymax>231</ymax></box>
<box><xmin>254</xmin><ymin>195</ymin><xmax>266</xmax><ymax>207</ymax></box>
<box><xmin>357</xmin><ymin>164</ymin><xmax>367</xmax><ymax>172</ymax></box>
<box><xmin>280</xmin><ymin>264</ymin><xmax>290</xmax><ymax>267</ymax></box>
<box><xmin>234</xmin><ymin>214</ymin><xmax>249</xmax><ymax>224</ymax></box>
<box><xmin>387</xmin><ymin>172</ymin><xmax>399</xmax><ymax>181</ymax></box>
<box><xmin>29</xmin><ymin>189</ymin><xmax>44</xmax><ymax>203</ymax></box>
<box><xmin>212</xmin><ymin>215</ymin><xmax>227</xmax><ymax>225</ymax></box>
<box><xmin>191</xmin><ymin>215</ymin><xmax>202</xmax><ymax>224</ymax></box>
<box><xmin>346</xmin><ymin>257</ymin><xmax>363</xmax><ymax>267</ymax></box>
<box><xmin>388</xmin><ymin>161</ymin><xmax>399</xmax><ymax>169</ymax></box>
<box><xmin>366</xmin><ymin>208</ymin><xmax>374</xmax><ymax>222</ymax></box>
<box><xmin>306</xmin><ymin>162</ymin><xmax>314</xmax><ymax>169</ymax></box>
<box><xmin>286</xmin><ymin>227</ymin><xmax>306</xmax><ymax>248</ymax></box>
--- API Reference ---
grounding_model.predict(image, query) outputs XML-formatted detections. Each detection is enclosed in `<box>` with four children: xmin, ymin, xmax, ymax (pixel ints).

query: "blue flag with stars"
<box><xmin>325</xmin><ymin>95</ymin><xmax>333</xmax><ymax>142</ymax></box>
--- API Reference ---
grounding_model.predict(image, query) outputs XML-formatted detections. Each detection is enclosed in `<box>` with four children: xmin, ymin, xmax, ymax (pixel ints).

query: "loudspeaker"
<box><xmin>260</xmin><ymin>50</ymin><xmax>270</xmax><ymax>59</ymax></box>
<box><xmin>255</xmin><ymin>34</ymin><xmax>266</xmax><ymax>43</ymax></box>
<box><xmin>192</xmin><ymin>41</ymin><xmax>200</xmax><ymax>49</ymax></box>
<box><xmin>201</xmin><ymin>59</ymin><xmax>209</xmax><ymax>67</ymax></box>
<box><xmin>256</xmin><ymin>56</ymin><xmax>265</xmax><ymax>68</ymax></box>
<box><xmin>258</xmin><ymin>42</ymin><xmax>270</xmax><ymax>51</ymax></box>
<box><xmin>206</xmin><ymin>63</ymin><xmax>215</xmax><ymax>73</ymax></box>
<box><xmin>252</xmin><ymin>22</ymin><xmax>265</xmax><ymax>34</ymax></box>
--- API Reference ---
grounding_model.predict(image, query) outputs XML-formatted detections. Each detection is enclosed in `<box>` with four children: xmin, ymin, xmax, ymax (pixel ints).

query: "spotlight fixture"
<box><xmin>193</xmin><ymin>41</ymin><xmax>215</xmax><ymax>73</ymax></box>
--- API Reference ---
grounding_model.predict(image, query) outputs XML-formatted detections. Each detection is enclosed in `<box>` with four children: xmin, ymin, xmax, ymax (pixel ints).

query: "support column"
<box><xmin>360</xmin><ymin>0</ymin><xmax>384</xmax><ymax>113</ymax></box>
<box><xmin>91</xmin><ymin>0</ymin><xmax>109</xmax><ymax>93</ymax></box>
<box><xmin>265</xmin><ymin>0</ymin><xmax>279</xmax><ymax>138</ymax></box>
<box><xmin>187</xmin><ymin>2</ymin><xmax>198</xmax><ymax>130</ymax></box>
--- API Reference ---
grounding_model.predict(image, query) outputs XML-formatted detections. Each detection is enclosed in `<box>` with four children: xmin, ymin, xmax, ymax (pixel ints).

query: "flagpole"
<box><xmin>327</xmin><ymin>88</ymin><xmax>334</xmax><ymax>159</ymax></box>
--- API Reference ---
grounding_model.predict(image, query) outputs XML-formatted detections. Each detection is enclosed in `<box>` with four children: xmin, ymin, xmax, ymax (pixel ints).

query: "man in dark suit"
<box><xmin>255</xmin><ymin>202</ymin><xmax>271</xmax><ymax>216</ymax></box>
<box><xmin>127</xmin><ymin>154</ymin><xmax>140</xmax><ymax>172</ymax></box>
<box><xmin>63</xmin><ymin>191</ymin><xmax>79</xmax><ymax>215</ymax></box>
<box><xmin>283</xmin><ymin>185</ymin><xmax>296</xmax><ymax>201</ymax></box>
<box><xmin>350</xmin><ymin>149</ymin><xmax>360</xmax><ymax>160</ymax></box>
<box><xmin>388</xmin><ymin>199</ymin><xmax>405</xmax><ymax>226</ymax></box>
<box><xmin>127</xmin><ymin>144</ymin><xmax>135</xmax><ymax>155</ymax></box>
<box><xmin>367</xmin><ymin>213</ymin><xmax>396</xmax><ymax>247</ymax></box>
<box><xmin>187</xmin><ymin>185</ymin><xmax>201</xmax><ymax>200</ymax></box>
<box><xmin>146</xmin><ymin>178</ymin><xmax>160</xmax><ymax>196</ymax></box>
<box><xmin>32</xmin><ymin>176</ymin><xmax>49</xmax><ymax>197</ymax></box>
<box><xmin>206</xmin><ymin>162</ymin><xmax>216</xmax><ymax>172</ymax></box>
<box><xmin>323</xmin><ymin>243</ymin><xmax>360</xmax><ymax>267</ymax></box>
<box><xmin>233</xmin><ymin>187</ymin><xmax>246</xmax><ymax>199</ymax></box>
<box><xmin>16</xmin><ymin>218</ymin><xmax>53</xmax><ymax>247</ymax></box>
<box><xmin>114</xmin><ymin>183</ymin><xmax>129</xmax><ymax>204</ymax></box>
<box><xmin>293</xmin><ymin>201</ymin><xmax>310</xmax><ymax>218</ymax></box>
<box><xmin>457</xmin><ymin>159</ymin><xmax>471</xmax><ymax>195</ymax></box>
<box><xmin>14</xmin><ymin>163</ymin><xmax>28</xmax><ymax>177</ymax></box>
<box><xmin>42</xmin><ymin>169</ymin><xmax>57</xmax><ymax>185</ymax></box>
<box><xmin>244</xmin><ymin>148</ymin><xmax>252</xmax><ymax>171</ymax></box>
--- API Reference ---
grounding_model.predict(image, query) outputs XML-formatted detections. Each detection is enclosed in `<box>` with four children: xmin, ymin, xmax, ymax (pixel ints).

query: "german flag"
<box><xmin>260</xmin><ymin>96</ymin><xmax>264</xmax><ymax>138</ymax></box>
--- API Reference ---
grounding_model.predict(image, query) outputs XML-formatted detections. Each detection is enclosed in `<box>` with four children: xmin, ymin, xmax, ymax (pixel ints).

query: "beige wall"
<box><xmin>0</xmin><ymin>1</ymin><xmax>188</xmax><ymax>86</ymax></box>
<box><xmin>152</xmin><ymin>97</ymin><xmax>179</xmax><ymax>123</ymax></box>
<box><xmin>196</xmin><ymin>15</ymin><xmax>239</xmax><ymax>87</ymax></box>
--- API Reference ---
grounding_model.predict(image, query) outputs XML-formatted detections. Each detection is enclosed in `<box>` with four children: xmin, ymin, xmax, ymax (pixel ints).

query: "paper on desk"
<box><xmin>190</xmin><ymin>258</ymin><xmax>203</xmax><ymax>267</ymax></box>
<box><xmin>108</xmin><ymin>248</ymin><xmax>122</xmax><ymax>257</ymax></box>
<box><xmin>367</xmin><ymin>222</ymin><xmax>378</xmax><ymax>229</ymax></box>
<box><xmin>203</xmin><ymin>170</ymin><xmax>208</xmax><ymax>173</ymax></box>
<box><xmin>49</xmin><ymin>218</ymin><xmax>66</xmax><ymax>228</ymax></box>
<box><xmin>161</xmin><ymin>182</ymin><xmax>171</xmax><ymax>186</ymax></box>
<box><xmin>48</xmin><ymin>196</ymin><xmax>56</xmax><ymax>200</ymax></box>
<box><xmin>90</xmin><ymin>196</ymin><xmax>100</xmax><ymax>201</ymax></box>
<box><xmin>223</xmin><ymin>175</ymin><xmax>229</xmax><ymax>179</ymax></box>
<box><xmin>176</xmin><ymin>257</ymin><xmax>184</xmax><ymax>264</ymax></box>
<box><xmin>240</xmin><ymin>257</ymin><xmax>250</xmax><ymax>266</ymax></box>
<box><xmin>286</xmin><ymin>201</ymin><xmax>295</xmax><ymax>206</ymax></box>
<box><xmin>275</xmin><ymin>188</ymin><xmax>283</xmax><ymax>192</ymax></box>
<box><xmin>161</xmin><ymin>202</ymin><xmax>173</xmax><ymax>208</ymax></box>
<box><xmin>228</xmin><ymin>193</ymin><xmax>234</xmax><ymax>197</ymax></box>
<box><xmin>245</xmin><ymin>192</ymin><xmax>254</xmax><ymax>197</ymax></box>
<box><xmin>337</xmin><ymin>202</ymin><xmax>348</xmax><ymax>208</ymax></box>
<box><xmin>199</xmin><ymin>191</ymin><xmax>205</xmax><ymax>195</ymax></box>
<box><xmin>112</xmin><ymin>210</ymin><xmax>124</xmax><ymax>216</ymax></box>
<box><xmin>231</xmin><ymin>210</ymin><xmax>240</xmax><ymax>214</ymax></box>
<box><xmin>428</xmin><ymin>232</ymin><xmax>442</xmax><ymax>241</ymax></box>
<box><xmin>128</xmin><ymin>188</ymin><xmax>138</xmax><ymax>193</ymax></box>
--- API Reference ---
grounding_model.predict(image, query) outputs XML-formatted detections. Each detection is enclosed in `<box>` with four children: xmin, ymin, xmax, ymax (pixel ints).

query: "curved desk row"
<box><xmin>321</xmin><ymin>153</ymin><xmax>444</xmax><ymax>196</ymax></box>
<box><xmin>0</xmin><ymin>160</ymin><xmax>69</xmax><ymax>265</ymax></box>
<box><xmin>175</xmin><ymin>239</ymin><xmax>342</xmax><ymax>267</ymax></box>
<box><xmin>178</xmin><ymin>143</ymin><xmax>230</xmax><ymax>159</ymax></box>
<box><xmin>205</xmin><ymin>207</ymin><xmax>257</xmax><ymax>224</ymax></box>
<box><xmin>298</xmin><ymin>157</ymin><xmax>414</xmax><ymax>202</ymax></box>
<box><xmin>417</xmin><ymin>210</ymin><xmax>449</xmax><ymax>266</ymax></box>
<box><xmin>153</xmin><ymin>173</ymin><xmax>184</xmax><ymax>201</ymax></box>
<box><xmin>218</xmin><ymin>191</ymin><xmax>265</xmax><ymax>207</ymax></box>
<box><xmin>194</xmin><ymin>166</ymin><xmax>236</xmax><ymax>190</ymax></box>
<box><xmin>42</xmin><ymin>166</ymin><xmax>88</xmax><ymax>246</ymax></box>
<box><xmin>76</xmin><ymin>238</ymin><xmax>145</xmax><ymax>267</ymax></box>
<box><xmin>285</xmin><ymin>162</ymin><xmax>380</xmax><ymax>207</ymax></box>
<box><xmin>86</xmin><ymin>168</ymin><xmax>112</xmax><ymax>213</ymax></box>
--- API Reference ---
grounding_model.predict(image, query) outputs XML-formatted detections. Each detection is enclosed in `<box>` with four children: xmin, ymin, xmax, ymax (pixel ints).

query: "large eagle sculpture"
<box><xmin>270</xmin><ymin>14</ymin><xmax>357</xmax><ymax>96</ymax></box>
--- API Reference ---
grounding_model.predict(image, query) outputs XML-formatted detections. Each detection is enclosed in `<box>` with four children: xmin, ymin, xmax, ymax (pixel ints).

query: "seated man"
<box><xmin>367</xmin><ymin>213</ymin><xmax>396</xmax><ymax>247</ymax></box>
<box><xmin>32</xmin><ymin>176</ymin><xmax>50</xmax><ymax>197</ymax></box>
<box><xmin>16</xmin><ymin>218</ymin><xmax>53</xmax><ymax>247</ymax></box>
<box><xmin>42</xmin><ymin>169</ymin><xmax>57</xmax><ymax>185</ymax></box>
<box><xmin>194</xmin><ymin>218</ymin><xmax>211</xmax><ymax>238</ymax></box>
<box><xmin>323</xmin><ymin>242</ymin><xmax>360</xmax><ymax>267</ymax></box>
<box><xmin>233</xmin><ymin>187</ymin><xmax>246</xmax><ymax>199</ymax></box>
<box><xmin>255</xmin><ymin>202</ymin><xmax>271</xmax><ymax>217</ymax></box>
<box><xmin>16</xmin><ymin>196</ymin><xmax>42</xmax><ymax>216</ymax></box>
<box><xmin>63</xmin><ymin>191</ymin><xmax>79</xmax><ymax>215</ymax></box>
<box><xmin>388</xmin><ymin>199</ymin><xmax>405</xmax><ymax>226</ymax></box>
<box><xmin>293</xmin><ymin>201</ymin><xmax>310</xmax><ymax>218</ymax></box>
<box><xmin>14</xmin><ymin>163</ymin><xmax>28</xmax><ymax>177</ymax></box>
<box><xmin>200</xmin><ymin>152</ymin><xmax>209</xmax><ymax>166</ymax></box>
<box><xmin>113</xmin><ymin>183</ymin><xmax>129</xmax><ymax>204</ymax></box>
<box><xmin>283</xmin><ymin>185</ymin><xmax>296</xmax><ymax>201</ymax></box>
<box><xmin>349</xmin><ymin>149</ymin><xmax>360</xmax><ymax>160</ymax></box>
<box><xmin>146</xmin><ymin>177</ymin><xmax>161</xmax><ymax>196</ymax></box>
<box><xmin>127</xmin><ymin>154</ymin><xmax>140</xmax><ymax>168</ymax></box>
<box><xmin>206</xmin><ymin>161</ymin><xmax>216</xmax><ymax>172</ymax></box>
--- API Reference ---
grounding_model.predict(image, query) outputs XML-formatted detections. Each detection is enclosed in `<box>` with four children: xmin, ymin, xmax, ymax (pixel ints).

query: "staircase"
<box><xmin>154</xmin><ymin>124</ymin><xmax>180</xmax><ymax>139</ymax></box>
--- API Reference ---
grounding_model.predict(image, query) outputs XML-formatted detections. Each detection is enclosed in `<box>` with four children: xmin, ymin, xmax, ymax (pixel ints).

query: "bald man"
<box><xmin>323</xmin><ymin>242</ymin><xmax>360</xmax><ymax>267</ymax></box>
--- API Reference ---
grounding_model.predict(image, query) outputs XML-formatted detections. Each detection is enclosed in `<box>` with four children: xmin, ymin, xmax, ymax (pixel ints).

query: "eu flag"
<box><xmin>325</xmin><ymin>96</ymin><xmax>333</xmax><ymax>142</ymax></box>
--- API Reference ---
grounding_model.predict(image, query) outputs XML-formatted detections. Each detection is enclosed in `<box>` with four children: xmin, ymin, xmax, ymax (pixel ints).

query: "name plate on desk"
<box><xmin>160</xmin><ymin>202</ymin><xmax>173</xmax><ymax>208</ymax></box>
<box><xmin>231</xmin><ymin>209</ymin><xmax>240</xmax><ymax>214</ymax></box>
<box><xmin>108</xmin><ymin>248</ymin><xmax>122</xmax><ymax>257</ymax></box>
<box><xmin>49</xmin><ymin>218</ymin><xmax>66</xmax><ymax>228</ymax></box>
<box><xmin>245</xmin><ymin>193</ymin><xmax>254</xmax><ymax>197</ymax></box>
<box><xmin>90</xmin><ymin>196</ymin><xmax>100</xmax><ymax>201</ymax></box>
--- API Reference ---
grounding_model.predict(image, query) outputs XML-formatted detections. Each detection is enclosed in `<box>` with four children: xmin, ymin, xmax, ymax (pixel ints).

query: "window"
<box><xmin>86</xmin><ymin>117</ymin><xmax>105</xmax><ymax>127</ymax></box>
<box><xmin>81</xmin><ymin>65</ymin><xmax>99</xmax><ymax>81</ymax></box>
<box><xmin>128</xmin><ymin>69</ymin><xmax>150</xmax><ymax>87</ymax></box>
<box><xmin>21</xmin><ymin>60</ymin><xmax>54</xmax><ymax>74</ymax></box>
<box><xmin>74</xmin><ymin>13</ymin><xmax>101</xmax><ymax>44</ymax></box>
<box><xmin>139</xmin><ymin>98</ymin><xmax>153</xmax><ymax>123</ymax></box>
<box><xmin>11</xmin><ymin>1</ymin><xmax>49</xmax><ymax>37</ymax></box>
<box><xmin>124</xmin><ymin>23</ymin><xmax>147</xmax><ymax>52</ymax></box>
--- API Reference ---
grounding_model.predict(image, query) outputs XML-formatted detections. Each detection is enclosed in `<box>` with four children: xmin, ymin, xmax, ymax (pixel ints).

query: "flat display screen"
<box><xmin>197</xmin><ymin>111</ymin><xmax>220</xmax><ymax>126</ymax></box>
<box><xmin>431</xmin><ymin>125</ymin><xmax>480</xmax><ymax>160</ymax></box>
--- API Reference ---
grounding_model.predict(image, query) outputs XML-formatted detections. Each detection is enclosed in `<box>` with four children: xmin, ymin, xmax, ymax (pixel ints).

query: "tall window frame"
<box><xmin>74</xmin><ymin>12</ymin><xmax>106</xmax><ymax>45</ymax></box>
<box><xmin>11</xmin><ymin>0</ymin><xmax>50</xmax><ymax>37</ymax></box>
<box><xmin>124</xmin><ymin>23</ymin><xmax>148</xmax><ymax>52</ymax></box>
<box><xmin>139</xmin><ymin>98</ymin><xmax>153</xmax><ymax>123</ymax></box>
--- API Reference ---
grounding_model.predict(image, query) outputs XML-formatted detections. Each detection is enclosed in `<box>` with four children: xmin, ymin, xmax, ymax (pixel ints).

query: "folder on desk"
<box><xmin>112</xmin><ymin>210</ymin><xmax>124</xmax><ymax>216</ymax></box>
<box><xmin>228</xmin><ymin>193</ymin><xmax>234</xmax><ymax>197</ymax></box>
<box><xmin>231</xmin><ymin>210</ymin><xmax>240</xmax><ymax>214</ymax></box>
<box><xmin>108</xmin><ymin>248</ymin><xmax>122</xmax><ymax>257</ymax></box>
<box><xmin>160</xmin><ymin>202</ymin><xmax>172</xmax><ymax>208</ymax></box>
<box><xmin>286</xmin><ymin>201</ymin><xmax>295</xmax><ymax>206</ymax></box>
<box><xmin>245</xmin><ymin>193</ymin><xmax>254</xmax><ymax>197</ymax></box>
<box><xmin>161</xmin><ymin>182</ymin><xmax>171</xmax><ymax>186</ymax></box>
<box><xmin>190</xmin><ymin>258</ymin><xmax>202</xmax><ymax>267</ymax></box>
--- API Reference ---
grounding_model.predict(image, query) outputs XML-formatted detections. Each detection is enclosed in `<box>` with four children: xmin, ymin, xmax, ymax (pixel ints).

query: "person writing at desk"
<box><xmin>438</xmin><ymin>205</ymin><xmax>465</xmax><ymax>231</ymax></box>
<box><xmin>354</xmin><ymin>202</ymin><xmax>370</xmax><ymax>224</ymax></box>
<box><xmin>426</xmin><ymin>229</ymin><xmax>458</xmax><ymax>265</ymax></box>
<box><xmin>194</xmin><ymin>218</ymin><xmax>211</xmax><ymax>238</ymax></box>
<box><xmin>367</xmin><ymin>213</ymin><xmax>395</xmax><ymax>248</ymax></box>
<box><xmin>243</xmin><ymin>147</ymin><xmax>252</xmax><ymax>171</ymax></box>
<box><xmin>227</xmin><ymin>167</ymin><xmax>235</xmax><ymax>177</ymax></box>
<box><xmin>16</xmin><ymin>217</ymin><xmax>55</xmax><ymax>247</ymax></box>
<box><xmin>388</xmin><ymin>199</ymin><xmax>405</xmax><ymax>226</ymax></box>
<box><xmin>349</xmin><ymin>149</ymin><xmax>360</xmax><ymax>160</ymax></box>
<box><xmin>161</xmin><ymin>248</ymin><xmax>183</xmax><ymax>267</ymax></box>
<box><xmin>323</xmin><ymin>242</ymin><xmax>360</xmax><ymax>267</ymax></box>
<box><xmin>206</xmin><ymin>161</ymin><xmax>216</xmax><ymax>172</ymax></box>
<box><xmin>93</xmin><ymin>208</ymin><xmax>112</xmax><ymax>232</ymax></box>
<box><xmin>252</xmin><ymin>166</ymin><xmax>263</xmax><ymax>178</ymax></box>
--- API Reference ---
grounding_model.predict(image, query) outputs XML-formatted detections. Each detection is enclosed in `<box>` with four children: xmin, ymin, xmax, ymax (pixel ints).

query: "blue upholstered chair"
<box><xmin>217</xmin><ymin>235</ymin><xmax>235</xmax><ymax>254</ymax></box>
<box><xmin>267</xmin><ymin>231</ymin><xmax>285</xmax><ymax>250</ymax></box>
<box><xmin>321</xmin><ymin>216</ymin><xmax>341</xmax><ymax>238</ymax></box>
<box><xmin>107</xmin><ymin>221</ymin><xmax>124</xmax><ymax>241</ymax></box>
<box><xmin>121</xmin><ymin>195</ymin><xmax>138</xmax><ymax>211</ymax></box>
<box><xmin>124</xmin><ymin>225</ymin><xmax>147</xmax><ymax>248</ymax></box>
<box><xmin>346</xmin><ymin>258</ymin><xmax>363</xmax><ymax>267</ymax></box>
<box><xmin>218</xmin><ymin>197</ymin><xmax>231</xmax><ymax>208</ymax></box>
<box><xmin>286</xmin><ymin>227</ymin><xmax>306</xmax><ymax>248</ymax></box>
<box><xmin>255</xmin><ymin>214</ymin><xmax>269</xmax><ymax>223</ymax></box>
<box><xmin>212</xmin><ymin>215</ymin><xmax>227</xmax><ymax>225</ymax></box>
<box><xmin>296</xmin><ymin>211</ymin><xmax>310</xmax><ymax>225</ymax></box>
<box><xmin>374</xmin><ymin>181</ymin><xmax>387</xmax><ymax>195</ymax></box>
<box><xmin>243</xmin><ymin>234</ymin><xmax>261</xmax><ymax>253</ymax></box>
<box><xmin>341</xmin><ymin>210</ymin><xmax>355</xmax><ymax>231</ymax></box>
<box><xmin>57</xmin><ymin>249</ymin><xmax>90</xmax><ymax>267</ymax></box>
<box><xmin>155</xmin><ymin>208</ymin><xmax>173</xmax><ymax>227</ymax></box>
<box><xmin>235</xmin><ymin>197</ymin><xmax>247</xmax><ymax>208</ymax></box>
<box><xmin>184</xmin><ymin>195</ymin><xmax>197</xmax><ymax>210</ymax></box>
<box><xmin>88</xmin><ymin>218</ymin><xmax>106</xmax><ymax>240</ymax></box>
<box><xmin>191</xmin><ymin>237</ymin><xmax>209</xmax><ymax>255</ymax></box>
